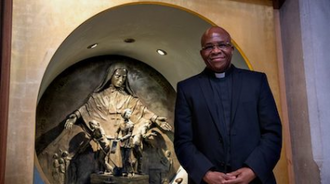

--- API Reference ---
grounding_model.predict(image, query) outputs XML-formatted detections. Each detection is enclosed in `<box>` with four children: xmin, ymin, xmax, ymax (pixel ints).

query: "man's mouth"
<box><xmin>211</xmin><ymin>57</ymin><xmax>226</xmax><ymax>61</ymax></box>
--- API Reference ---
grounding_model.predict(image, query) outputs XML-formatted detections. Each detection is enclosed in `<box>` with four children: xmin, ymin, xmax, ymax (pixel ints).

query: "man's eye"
<box><xmin>218</xmin><ymin>43</ymin><xmax>227</xmax><ymax>48</ymax></box>
<box><xmin>204</xmin><ymin>46</ymin><xmax>213</xmax><ymax>50</ymax></box>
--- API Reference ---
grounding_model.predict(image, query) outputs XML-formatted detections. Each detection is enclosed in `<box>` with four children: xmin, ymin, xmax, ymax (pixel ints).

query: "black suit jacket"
<box><xmin>174</xmin><ymin>66</ymin><xmax>282</xmax><ymax>184</ymax></box>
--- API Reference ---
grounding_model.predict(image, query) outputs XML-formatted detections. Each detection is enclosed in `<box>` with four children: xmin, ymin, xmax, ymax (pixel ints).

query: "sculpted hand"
<box><xmin>64</xmin><ymin>114</ymin><xmax>77</xmax><ymax>129</ymax></box>
<box><xmin>145</xmin><ymin>131</ymin><xmax>157</xmax><ymax>140</ymax></box>
<box><xmin>155</xmin><ymin>117</ymin><xmax>172</xmax><ymax>131</ymax></box>
<box><xmin>149</xmin><ymin>131</ymin><xmax>158</xmax><ymax>137</ymax></box>
<box><xmin>224</xmin><ymin>167</ymin><xmax>256</xmax><ymax>184</ymax></box>
<box><xmin>203</xmin><ymin>171</ymin><xmax>236</xmax><ymax>184</ymax></box>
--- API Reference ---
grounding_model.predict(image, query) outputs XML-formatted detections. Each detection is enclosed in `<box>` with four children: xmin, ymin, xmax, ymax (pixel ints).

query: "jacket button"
<box><xmin>219</xmin><ymin>139</ymin><xmax>223</xmax><ymax>144</ymax></box>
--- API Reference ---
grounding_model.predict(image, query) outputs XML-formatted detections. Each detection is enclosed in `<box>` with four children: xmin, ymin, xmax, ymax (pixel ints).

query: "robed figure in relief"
<box><xmin>63</xmin><ymin>67</ymin><xmax>172</xmax><ymax>171</ymax></box>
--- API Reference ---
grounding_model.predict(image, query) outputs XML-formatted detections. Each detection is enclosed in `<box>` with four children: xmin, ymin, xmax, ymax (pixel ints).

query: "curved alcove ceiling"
<box><xmin>38</xmin><ymin>2</ymin><xmax>249</xmax><ymax>101</ymax></box>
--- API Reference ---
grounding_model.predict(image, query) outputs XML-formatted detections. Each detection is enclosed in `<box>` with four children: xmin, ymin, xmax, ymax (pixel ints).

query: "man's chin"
<box><xmin>212</xmin><ymin>62</ymin><xmax>231</xmax><ymax>72</ymax></box>
<box><xmin>211</xmin><ymin>65</ymin><xmax>226</xmax><ymax>72</ymax></box>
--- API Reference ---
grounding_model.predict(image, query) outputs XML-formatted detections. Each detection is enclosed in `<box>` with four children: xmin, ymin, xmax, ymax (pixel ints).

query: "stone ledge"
<box><xmin>90</xmin><ymin>173</ymin><xmax>149</xmax><ymax>184</ymax></box>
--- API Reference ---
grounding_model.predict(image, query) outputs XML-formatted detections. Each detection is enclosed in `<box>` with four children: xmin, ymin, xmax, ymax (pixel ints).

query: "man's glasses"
<box><xmin>201</xmin><ymin>42</ymin><xmax>233</xmax><ymax>52</ymax></box>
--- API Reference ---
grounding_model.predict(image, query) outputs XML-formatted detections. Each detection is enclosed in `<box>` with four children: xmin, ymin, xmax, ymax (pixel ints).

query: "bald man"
<box><xmin>174</xmin><ymin>26</ymin><xmax>282</xmax><ymax>184</ymax></box>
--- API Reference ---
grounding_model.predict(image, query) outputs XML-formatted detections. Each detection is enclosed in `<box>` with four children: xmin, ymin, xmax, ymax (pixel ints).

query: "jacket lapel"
<box><xmin>230</xmin><ymin>67</ymin><xmax>242</xmax><ymax>124</ymax></box>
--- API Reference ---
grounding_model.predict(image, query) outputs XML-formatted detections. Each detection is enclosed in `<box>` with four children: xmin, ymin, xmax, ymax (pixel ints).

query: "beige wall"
<box><xmin>7</xmin><ymin>0</ymin><xmax>289</xmax><ymax>183</ymax></box>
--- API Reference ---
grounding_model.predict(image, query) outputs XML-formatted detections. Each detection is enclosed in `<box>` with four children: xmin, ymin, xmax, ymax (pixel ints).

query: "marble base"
<box><xmin>90</xmin><ymin>173</ymin><xmax>149</xmax><ymax>184</ymax></box>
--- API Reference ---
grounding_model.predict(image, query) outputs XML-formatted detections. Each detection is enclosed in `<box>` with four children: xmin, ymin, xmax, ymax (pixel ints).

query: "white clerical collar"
<box><xmin>214</xmin><ymin>72</ymin><xmax>225</xmax><ymax>78</ymax></box>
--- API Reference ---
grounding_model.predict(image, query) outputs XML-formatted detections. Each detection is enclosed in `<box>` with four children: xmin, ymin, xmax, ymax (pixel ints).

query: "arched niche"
<box><xmin>35</xmin><ymin>2</ymin><xmax>251</xmax><ymax>184</ymax></box>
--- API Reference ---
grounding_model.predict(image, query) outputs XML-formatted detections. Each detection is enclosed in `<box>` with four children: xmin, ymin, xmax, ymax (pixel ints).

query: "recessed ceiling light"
<box><xmin>124</xmin><ymin>38</ymin><xmax>135</xmax><ymax>43</ymax></box>
<box><xmin>157</xmin><ymin>49</ymin><xmax>167</xmax><ymax>56</ymax></box>
<box><xmin>87</xmin><ymin>43</ymin><xmax>98</xmax><ymax>49</ymax></box>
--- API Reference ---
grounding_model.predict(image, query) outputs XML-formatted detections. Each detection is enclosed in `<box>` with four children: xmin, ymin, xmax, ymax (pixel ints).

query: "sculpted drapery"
<box><xmin>77</xmin><ymin>86</ymin><xmax>158</xmax><ymax>136</ymax></box>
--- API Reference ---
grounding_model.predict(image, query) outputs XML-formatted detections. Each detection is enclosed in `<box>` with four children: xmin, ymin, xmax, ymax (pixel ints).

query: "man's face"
<box><xmin>111</xmin><ymin>69</ymin><xmax>127</xmax><ymax>88</ymax></box>
<box><xmin>200</xmin><ymin>28</ymin><xmax>234</xmax><ymax>73</ymax></box>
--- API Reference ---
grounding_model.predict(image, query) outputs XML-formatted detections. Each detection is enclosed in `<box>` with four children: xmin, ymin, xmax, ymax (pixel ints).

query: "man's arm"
<box><xmin>243</xmin><ymin>74</ymin><xmax>282</xmax><ymax>183</ymax></box>
<box><xmin>174</xmin><ymin>83</ymin><xmax>215</xmax><ymax>183</ymax></box>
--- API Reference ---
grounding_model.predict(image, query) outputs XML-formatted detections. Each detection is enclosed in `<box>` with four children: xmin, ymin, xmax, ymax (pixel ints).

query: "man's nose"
<box><xmin>211</xmin><ymin>46</ymin><xmax>222</xmax><ymax>54</ymax></box>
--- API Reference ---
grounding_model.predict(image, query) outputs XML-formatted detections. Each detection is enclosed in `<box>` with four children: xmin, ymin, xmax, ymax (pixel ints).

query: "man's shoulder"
<box><xmin>176</xmin><ymin>67</ymin><xmax>266</xmax><ymax>87</ymax></box>
<box><xmin>235</xmin><ymin>66</ymin><xmax>263</xmax><ymax>74</ymax></box>
<box><xmin>177</xmin><ymin>73</ymin><xmax>202</xmax><ymax>87</ymax></box>
<box><xmin>235</xmin><ymin>67</ymin><xmax>265</xmax><ymax>79</ymax></box>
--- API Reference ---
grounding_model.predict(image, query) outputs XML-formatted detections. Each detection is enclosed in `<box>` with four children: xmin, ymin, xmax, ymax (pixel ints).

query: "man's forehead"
<box><xmin>205</xmin><ymin>26</ymin><xmax>229</xmax><ymax>35</ymax></box>
<box><xmin>201</xmin><ymin>29</ymin><xmax>231</xmax><ymax>45</ymax></box>
<box><xmin>202</xmin><ymin>27</ymin><xmax>231</xmax><ymax>43</ymax></box>
<box><xmin>206</xmin><ymin>33</ymin><xmax>229</xmax><ymax>40</ymax></box>
<box><xmin>202</xmin><ymin>34</ymin><xmax>230</xmax><ymax>44</ymax></box>
<box><xmin>207</xmin><ymin>29</ymin><xmax>229</xmax><ymax>37</ymax></box>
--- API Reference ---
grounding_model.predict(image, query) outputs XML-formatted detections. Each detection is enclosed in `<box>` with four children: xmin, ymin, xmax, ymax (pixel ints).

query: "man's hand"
<box><xmin>64</xmin><ymin>114</ymin><xmax>77</xmax><ymax>129</ymax></box>
<box><xmin>203</xmin><ymin>171</ymin><xmax>236</xmax><ymax>184</ymax></box>
<box><xmin>224</xmin><ymin>167</ymin><xmax>256</xmax><ymax>184</ymax></box>
<box><xmin>155</xmin><ymin>116</ymin><xmax>172</xmax><ymax>131</ymax></box>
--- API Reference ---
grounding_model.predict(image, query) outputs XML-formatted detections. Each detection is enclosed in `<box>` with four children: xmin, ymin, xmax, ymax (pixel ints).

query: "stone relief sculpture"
<box><xmin>88</xmin><ymin>120</ymin><xmax>115</xmax><ymax>174</ymax></box>
<box><xmin>51</xmin><ymin>150</ymin><xmax>72</xmax><ymax>184</ymax></box>
<box><xmin>36</xmin><ymin>59</ymin><xmax>181</xmax><ymax>184</ymax></box>
<box><xmin>58</xmin><ymin>158</ymin><xmax>66</xmax><ymax>183</ymax></box>
<box><xmin>131</xmin><ymin>119</ymin><xmax>156</xmax><ymax>175</ymax></box>
<box><xmin>115</xmin><ymin>108</ymin><xmax>134</xmax><ymax>177</ymax></box>
<box><xmin>52</xmin><ymin>153</ymin><xmax>60</xmax><ymax>183</ymax></box>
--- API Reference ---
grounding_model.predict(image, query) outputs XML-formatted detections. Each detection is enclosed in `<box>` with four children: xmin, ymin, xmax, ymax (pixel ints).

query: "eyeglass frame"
<box><xmin>201</xmin><ymin>42</ymin><xmax>233</xmax><ymax>52</ymax></box>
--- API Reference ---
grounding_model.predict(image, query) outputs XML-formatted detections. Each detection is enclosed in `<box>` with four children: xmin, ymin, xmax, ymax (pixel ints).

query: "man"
<box><xmin>174</xmin><ymin>26</ymin><xmax>282</xmax><ymax>184</ymax></box>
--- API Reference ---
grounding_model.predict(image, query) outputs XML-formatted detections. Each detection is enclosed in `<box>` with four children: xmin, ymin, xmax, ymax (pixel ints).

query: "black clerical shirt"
<box><xmin>208</xmin><ymin>67</ymin><xmax>233</xmax><ymax>168</ymax></box>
